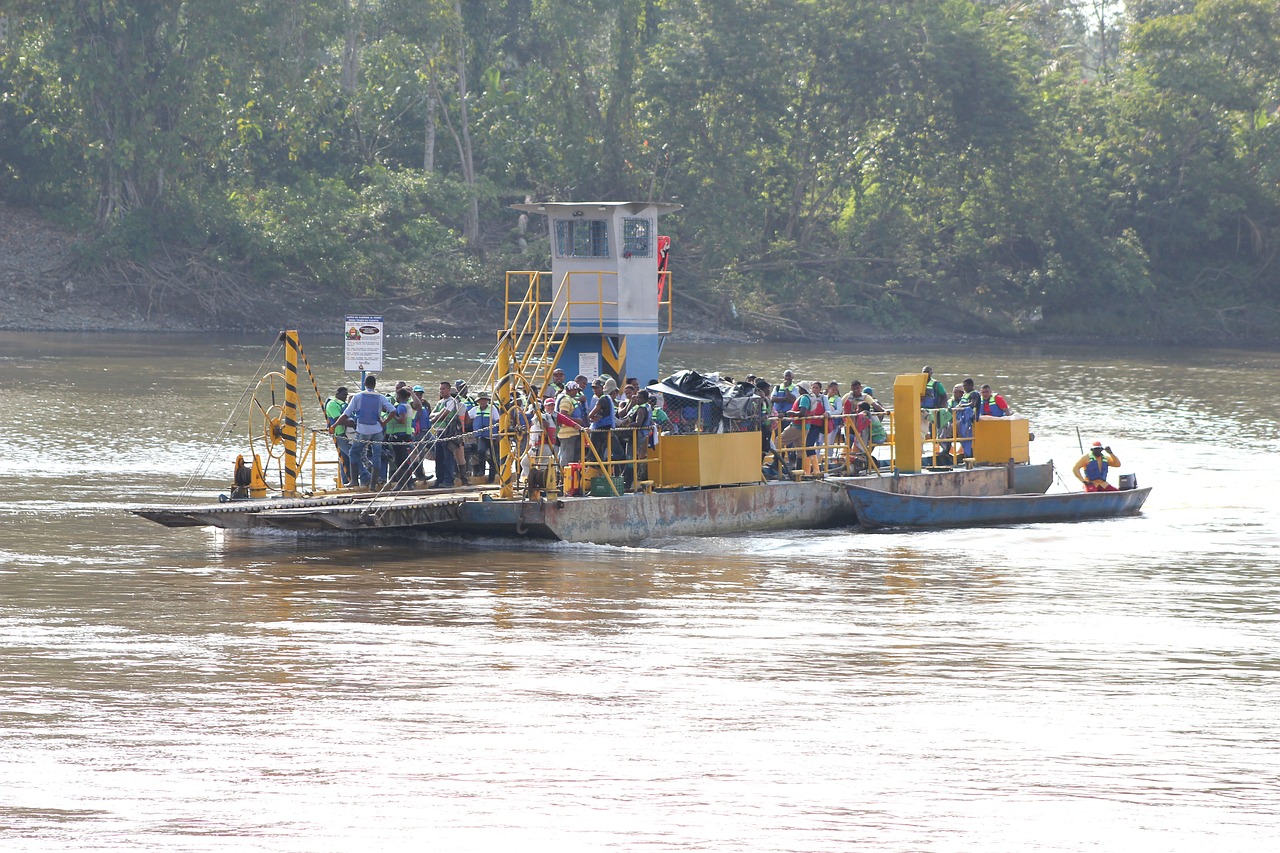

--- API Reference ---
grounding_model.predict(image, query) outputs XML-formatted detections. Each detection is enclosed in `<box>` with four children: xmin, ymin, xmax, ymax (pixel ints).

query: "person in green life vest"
<box><xmin>324</xmin><ymin>386</ymin><xmax>351</xmax><ymax>486</ymax></box>
<box><xmin>920</xmin><ymin>366</ymin><xmax>949</xmax><ymax>445</ymax></box>
<box><xmin>384</xmin><ymin>386</ymin><xmax>416</xmax><ymax>489</ymax></box>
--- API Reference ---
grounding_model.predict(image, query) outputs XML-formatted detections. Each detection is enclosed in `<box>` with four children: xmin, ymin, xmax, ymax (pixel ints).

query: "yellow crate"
<box><xmin>653</xmin><ymin>432</ymin><xmax>763</xmax><ymax>489</ymax></box>
<box><xmin>972</xmin><ymin>417</ymin><xmax>1030</xmax><ymax>464</ymax></box>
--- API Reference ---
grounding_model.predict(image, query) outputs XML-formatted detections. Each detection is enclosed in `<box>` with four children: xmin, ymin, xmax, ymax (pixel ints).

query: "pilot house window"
<box><xmin>622</xmin><ymin>217</ymin><xmax>654</xmax><ymax>258</ymax></box>
<box><xmin>554</xmin><ymin>219</ymin><xmax>610</xmax><ymax>258</ymax></box>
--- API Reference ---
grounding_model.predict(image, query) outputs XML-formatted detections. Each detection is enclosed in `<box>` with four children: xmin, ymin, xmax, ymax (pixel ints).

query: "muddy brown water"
<box><xmin>2</xmin><ymin>331</ymin><xmax>1278</xmax><ymax>851</ymax></box>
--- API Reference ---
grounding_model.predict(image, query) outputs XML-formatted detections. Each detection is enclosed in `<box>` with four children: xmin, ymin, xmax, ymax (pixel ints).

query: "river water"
<box><xmin>2</xmin><ymin>331</ymin><xmax>1278</xmax><ymax>851</ymax></box>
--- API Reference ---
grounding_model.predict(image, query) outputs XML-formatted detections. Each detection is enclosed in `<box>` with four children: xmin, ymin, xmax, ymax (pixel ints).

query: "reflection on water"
<box><xmin>2</xmin><ymin>332</ymin><xmax>1279</xmax><ymax>851</ymax></box>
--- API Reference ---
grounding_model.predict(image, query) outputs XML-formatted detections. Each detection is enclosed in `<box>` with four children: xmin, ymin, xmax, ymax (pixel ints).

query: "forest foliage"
<box><xmin>2</xmin><ymin>0</ymin><xmax>1278</xmax><ymax>342</ymax></box>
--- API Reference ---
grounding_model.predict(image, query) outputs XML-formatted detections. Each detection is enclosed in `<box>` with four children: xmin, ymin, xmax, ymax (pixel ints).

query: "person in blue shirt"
<box><xmin>336</xmin><ymin>375</ymin><xmax>395</xmax><ymax>488</ymax></box>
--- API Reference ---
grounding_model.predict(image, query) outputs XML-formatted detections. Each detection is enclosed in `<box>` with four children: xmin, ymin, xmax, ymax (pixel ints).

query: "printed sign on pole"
<box><xmin>578</xmin><ymin>352</ymin><xmax>600</xmax><ymax>382</ymax></box>
<box><xmin>344</xmin><ymin>315</ymin><xmax>384</xmax><ymax>373</ymax></box>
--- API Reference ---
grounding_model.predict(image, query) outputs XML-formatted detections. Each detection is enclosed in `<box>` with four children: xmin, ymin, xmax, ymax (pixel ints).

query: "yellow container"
<box><xmin>653</xmin><ymin>432</ymin><xmax>762</xmax><ymax>489</ymax></box>
<box><xmin>972</xmin><ymin>417</ymin><xmax>1030</xmax><ymax>464</ymax></box>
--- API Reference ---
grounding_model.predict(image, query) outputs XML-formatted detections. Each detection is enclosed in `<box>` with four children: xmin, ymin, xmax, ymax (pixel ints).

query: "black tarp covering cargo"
<box><xmin>647</xmin><ymin>371</ymin><xmax>763</xmax><ymax>434</ymax></box>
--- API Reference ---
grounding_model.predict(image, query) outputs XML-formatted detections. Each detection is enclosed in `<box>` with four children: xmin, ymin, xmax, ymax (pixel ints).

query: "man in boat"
<box><xmin>1074</xmin><ymin>442</ymin><xmax>1122</xmax><ymax>492</ymax></box>
<box><xmin>848</xmin><ymin>380</ymin><xmax>885</xmax><ymax>414</ymax></box>
<box><xmin>978</xmin><ymin>384</ymin><xmax>1010</xmax><ymax>417</ymax></box>
<box><xmin>824</xmin><ymin>381</ymin><xmax>843</xmax><ymax>451</ymax></box>
<box><xmin>336</xmin><ymin>375</ymin><xmax>395</xmax><ymax>488</ymax></box>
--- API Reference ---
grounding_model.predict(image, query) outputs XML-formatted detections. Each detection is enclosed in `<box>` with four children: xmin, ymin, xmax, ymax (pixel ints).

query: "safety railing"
<box><xmin>763</xmin><ymin>410</ymin><xmax>892</xmax><ymax>478</ymax></box>
<box><xmin>504</xmin><ymin>269</ymin><xmax>622</xmax><ymax>399</ymax></box>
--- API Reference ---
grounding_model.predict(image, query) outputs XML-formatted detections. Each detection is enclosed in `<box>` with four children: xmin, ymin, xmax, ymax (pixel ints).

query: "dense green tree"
<box><xmin>2</xmin><ymin>0</ymin><xmax>1279</xmax><ymax>342</ymax></box>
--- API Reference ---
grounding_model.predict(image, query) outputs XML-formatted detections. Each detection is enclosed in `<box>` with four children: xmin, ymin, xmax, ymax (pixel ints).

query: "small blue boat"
<box><xmin>845</xmin><ymin>483</ymin><xmax>1152</xmax><ymax>529</ymax></box>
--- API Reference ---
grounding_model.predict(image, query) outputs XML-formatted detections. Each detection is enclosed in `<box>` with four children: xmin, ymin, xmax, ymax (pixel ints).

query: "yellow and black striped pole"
<box><xmin>281</xmin><ymin>330</ymin><xmax>301</xmax><ymax>496</ymax></box>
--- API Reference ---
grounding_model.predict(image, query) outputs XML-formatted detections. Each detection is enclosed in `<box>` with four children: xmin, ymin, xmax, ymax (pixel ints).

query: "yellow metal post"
<box><xmin>892</xmin><ymin>373</ymin><xmax>928</xmax><ymax>474</ymax></box>
<box><xmin>496</xmin><ymin>333</ymin><xmax>515</xmax><ymax>498</ymax></box>
<box><xmin>281</xmin><ymin>330</ymin><xmax>301</xmax><ymax>496</ymax></box>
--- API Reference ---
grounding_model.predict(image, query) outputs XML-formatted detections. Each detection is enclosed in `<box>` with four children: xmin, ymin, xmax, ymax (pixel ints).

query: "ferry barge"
<box><xmin>133</xmin><ymin>201</ymin><xmax>1053</xmax><ymax>545</ymax></box>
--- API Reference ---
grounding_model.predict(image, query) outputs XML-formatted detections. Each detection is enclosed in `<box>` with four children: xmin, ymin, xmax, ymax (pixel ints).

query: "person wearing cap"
<box><xmin>467</xmin><ymin>391</ymin><xmax>500</xmax><ymax>483</ymax></box>
<box><xmin>553</xmin><ymin>381</ymin><xmax>584</xmax><ymax>468</ymax></box>
<box><xmin>1073</xmin><ymin>442</ymin><xmax>1121</xmax><ymax>492</ymax></box>
<box><xmin>543</xmin><ymin>368</ymin><xmax>566</xmax><ymax>400</ymax></box>
<box><xmin>920</xmin><ymin>366</ymin><xmax>950</xmax><ymax>446</ymax></box>
<box><xmin>588</xmin><ymin>377</ymin><xmax>619</xmax><ymax>463</ymax></box>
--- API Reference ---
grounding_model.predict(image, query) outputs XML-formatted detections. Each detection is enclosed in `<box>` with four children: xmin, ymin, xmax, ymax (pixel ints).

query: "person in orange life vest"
<box><xmin>1073</xmin><ymin>441</ymin><xmax>1121</xmax><ymax>492</ymax></box>
<box><xmin>978</xmin><ymin>384</ymin><xmax>1010</xmax><ymax>417</ymax></box>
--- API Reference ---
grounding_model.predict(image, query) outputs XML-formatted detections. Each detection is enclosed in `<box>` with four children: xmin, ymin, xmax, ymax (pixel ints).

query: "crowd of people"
<box><xmin>755</xmin><ymin>365</ymin><xmax>1013</xmax><ymax>476</ymax></box>
<box><xmin>324</xmin><ymin>375</ymin><xmax>501</xmax><ymax>490</ymax></box>
<box><xmin>321</xmin><ymin>365</ymin><xmax>1023</xmax><ymax>492</ymax></box>
<box><xmin>321</xmin><ymin>367</ymin><xmax>669</xmax><ymax>492</ymax></box>
<box><xmin>522</xmin><ymin>367</ymin><xmax>665</xmax><ymax>488</ymax></box>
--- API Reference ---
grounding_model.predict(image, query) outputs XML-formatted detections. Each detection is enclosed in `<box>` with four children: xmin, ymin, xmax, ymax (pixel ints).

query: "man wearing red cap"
<box><xmin>1073</xmin><ymin>442</ymin><xmax>1122</xmax><ymax>491</ymax></box>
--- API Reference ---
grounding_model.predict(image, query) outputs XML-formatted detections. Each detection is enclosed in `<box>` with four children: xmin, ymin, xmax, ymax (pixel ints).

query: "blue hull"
<box><xmin>846</xmin><ymin>484</ymin><xmax>1152</xmax><ymax>529</ymax></box>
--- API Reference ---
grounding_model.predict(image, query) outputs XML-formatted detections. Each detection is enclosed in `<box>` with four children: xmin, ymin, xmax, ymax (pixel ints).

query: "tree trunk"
<box><xmin>423</xmin><ymin>91</ymin><xmax>436</xmax><ymax>172</ymax></box>
<box><xmin>454</xmin><ymin>2</ymin><xmax>478</xmax><ymax>248</ymax></box>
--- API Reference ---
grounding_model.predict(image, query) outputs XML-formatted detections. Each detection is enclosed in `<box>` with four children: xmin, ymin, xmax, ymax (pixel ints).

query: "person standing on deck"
<box><xmin>588</xmin><ymin>377</ymin><xmax>618</xmax><ymax>465</ymax></box>
<box><xmin>949</xmin><ymin>383</ymin><xmax>977</xmax><ymax>459</ymax></box>
<box><xmin>430</xmin><ymin>381</ymin><xmax>461</xmax><ymax>488</ymax></box>
<box><xmin>324</xmin><ymin>386</ymin><xmax>352</xmax><ymax>486</ymax></box>
<box><xmin>336</xmin><ymin>375</ymin><xmax>394</xmax><ymax>488</ymax></box>
<box><xmin>555</xmin><ymin>382</ymin><xmax>584</xmax><ymax>467</ymax></box>
<box><xmin>409</xmin><ymin>384</ymin><xmax>430</xmax><ymax>485</ymax></box>
<box><xmin>824</xmin><ymin>381</ymin><xmax>843</xmax><ymax>450</ymax></box>
<box><xmin>543</xmin><ymin>368</ymin><xmax>567</xmax><ymax>400</ymax></box>
<box><xmin>384</xmin><ymin>387</ymin><xmax>415</xmax><ymax>488</ymax></box>
<box><xmin>921</xmin><ymin>366</ymin><xmax>949</xmax><ymax>442</ymax></box>
<box><xmin>1073</xmin><ymin>442</ymin><xmax>1121</xmax><ymax>492</ymax></box>
<box><xmin>468</xmin><ymin>391</ymin><xmax>501</xmax><ymax>483</ymax></box>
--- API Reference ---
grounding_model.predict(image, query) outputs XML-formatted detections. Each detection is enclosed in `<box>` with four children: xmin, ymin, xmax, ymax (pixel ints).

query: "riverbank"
<box><xmin>0</xmin><ymin>201</ymin><xmax>1057</xmax><ymax>347</ymax></box>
